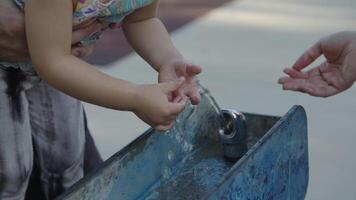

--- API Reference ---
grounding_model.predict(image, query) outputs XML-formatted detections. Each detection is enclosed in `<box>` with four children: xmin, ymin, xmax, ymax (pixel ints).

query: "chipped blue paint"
<box><xmin>57</xmin><ymin>89</ymin><xmax>308</xmax><ymax>200</ymax></box>
<box><xmin>206</xmin><ymin>106</ymin><xmax>308</xmax><ymax>200</ymax></box>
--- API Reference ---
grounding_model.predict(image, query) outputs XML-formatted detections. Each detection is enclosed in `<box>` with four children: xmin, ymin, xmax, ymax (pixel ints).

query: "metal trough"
<box><xmin>57</xmin><ymin>88</ymin><xmax>308</xmax><ymax>200</ymax></box>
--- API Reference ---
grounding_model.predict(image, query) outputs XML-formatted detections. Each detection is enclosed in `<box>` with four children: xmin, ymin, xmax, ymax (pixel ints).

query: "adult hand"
<box><xmin>278</xmin><ymin>31</ymin><xmax>356</xmax><ymax>97</ymax></box>
<box><xmin>0</xmin><ymin>0</ymin><xmax>103</xmax><ymax>62</ymax></box>
<box><xmin>158</xmin><ymin>60</ymin><xmax>202</xmax><ymax>105</ymax></box>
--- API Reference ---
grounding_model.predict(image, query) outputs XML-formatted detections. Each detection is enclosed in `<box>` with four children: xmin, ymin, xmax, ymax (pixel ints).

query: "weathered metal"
<box><xmin>57</xmin><ymin>89</ymin><xmax>308</xmax><ymax>200</ymax></box>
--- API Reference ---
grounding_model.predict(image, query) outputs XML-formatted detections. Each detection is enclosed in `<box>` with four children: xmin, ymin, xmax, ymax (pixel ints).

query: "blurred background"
<box><xmin>84</xmin><ymin>0</ymin><xmax>356</xmax><ymax>199</ymax></box>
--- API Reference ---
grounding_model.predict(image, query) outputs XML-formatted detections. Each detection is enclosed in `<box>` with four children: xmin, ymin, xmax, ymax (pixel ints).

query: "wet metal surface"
<box><xmin>207</xmin><ymin>106</ymin><xmax>308</xmax><ymax>200</ymax></box>
<box><xmin>57</xmin><ymin>88</ymin><xmax>308</xmax><ymax>200</ymax></box>
<box><xmin>139</xmin><ymin>143</ymin><xmax>232</xmax><ymax>200</ymax></box>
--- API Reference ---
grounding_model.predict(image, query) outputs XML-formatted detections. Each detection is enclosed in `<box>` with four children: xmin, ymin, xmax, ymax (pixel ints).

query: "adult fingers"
<box><xmin>292</xmin><ymin>40</ymin><xmax>322</xmax><ymax>71</ymax></box>
<box><xmin>283</xmin><ymin>68</ymin><xmax>308</xmax><ymax>79</ymax></box>
<box><xmin>282</xmin><ymin>81</ymin><xmax>314</xmax><ymax>94</ymax></box>
<box><xmin>278</xmin><ymin>76</ymin><xmax>295</xmax><ymax>84</ymax></box>
<box><xmin>71</xmin><ymin>21</ymin><xmax>102</xmax><ymax>44</ymax></box>
<box><xmin>282</xmin><ymin>81</ymin><xmax>339</xmax><ymax>97</ymax></box>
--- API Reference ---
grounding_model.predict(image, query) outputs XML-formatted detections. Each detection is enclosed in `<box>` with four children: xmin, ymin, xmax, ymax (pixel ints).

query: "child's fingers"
<box><xmin>72</xmin><ymin>21</ymin><xmax>102</xmax><ymax>44</ymax></box>
<box><xmin>173</xmin><ymin>95</ymin><xmax>183</xmax><ymax>103</ymax></box>
<box><xmin>160</xmin><ymin>77</ymin><xmax>185</xmax><ymax>93</ymax></box>
<box><xmin>186</xmin><ymin>64</ymin><xmax>202</xmax><ymax>76</ymax></box>
<box><xmin>109</xmin><ymin>23</ymin><xmax>121</xmax><ymax>29</ymax></box>
<box><xmin>155</xmin><ymin>122</ymin><xmax>174</xmax><ymax>132</ymax></box>
<box><xmin>168</xmin><ymin>96</ymin><xmax>187</xmax><ymax>115</ymax></box>
<box><xmin>71</xmin><ymin>44</ymin><xmax>96</xmax><ymax>58</ymax></box>
<box><xmin>173</xmin><ymin>90</ymin><xmax>191</xmax><ymax>103</ymax></box>
<box><xmin>187</xmin><ymin>90</ymin><xmax>201</xmax><ymax>105</ymax></box>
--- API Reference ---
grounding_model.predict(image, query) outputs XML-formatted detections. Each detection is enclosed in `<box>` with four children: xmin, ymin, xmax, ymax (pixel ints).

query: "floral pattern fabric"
<box><xmin>13</xmin><ymin>0</ymin><xmax>154</xmax><ymax>45</ymax></box>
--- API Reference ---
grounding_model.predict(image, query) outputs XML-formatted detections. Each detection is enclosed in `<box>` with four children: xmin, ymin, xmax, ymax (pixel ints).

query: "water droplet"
<box><xmin>188</xmin><ymin>144</ymin><xmax>193</xmax><ymax>151</ymax></box>
<box><xmin>219</xmin><ymin>129</ymin><xmax>224</xmax><ymax>135</ymax></box>
<box><xmin>183</xmin><ymin>141</ymin><xmax>193</xmax><ymax>152</ymax></box>
<box><xmin>175</xmin><ymin>133</ymin><xmax>183</xmax><ymax>143</ymax></box>
<box><xmin>168</xmin><ymin>150</ymin><xmax>174</xmax><ymax>162</ymax></box>
<box><xmin>162</xmin><ymin>166</ymin><xmax>172</xmax><ymax>179</ymax></box>
<box><xmin>183</xmin><ymin>141</ymin><xmax>189</xmax><ymax>151</ymax></box>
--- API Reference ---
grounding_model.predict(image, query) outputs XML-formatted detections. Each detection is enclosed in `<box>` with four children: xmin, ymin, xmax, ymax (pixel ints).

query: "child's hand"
<box><xmin>278</xmin><ymin>31</ymin><xmax>356</xmax><ymax>97</ymax></box>
<box><xmin>133</xmin><ymin>77</ymin><xmax>187</xmax><ymax>132</ymax></box>
<box><xmin>158</xmin><ymin>60</ymin><xmax>202</xmax><ymax>105</ymax></box>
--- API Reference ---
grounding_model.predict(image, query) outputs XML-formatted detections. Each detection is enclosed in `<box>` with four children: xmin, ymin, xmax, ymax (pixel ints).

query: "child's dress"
<box><xmin>0</xmin><ymin>0</ymin><xmax>153</xmax><ymax>199</ymax></box>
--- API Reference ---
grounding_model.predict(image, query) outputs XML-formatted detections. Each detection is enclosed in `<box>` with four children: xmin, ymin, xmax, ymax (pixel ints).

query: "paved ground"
<box><xmin>85</xmin><ymin>0</ymin><xmax>233</xmax><ymax>65</ymax></box>
<box><xmin>84</xmin><ymin>0</ymin><xmax>356</xmax><ymax>199</ymax></box>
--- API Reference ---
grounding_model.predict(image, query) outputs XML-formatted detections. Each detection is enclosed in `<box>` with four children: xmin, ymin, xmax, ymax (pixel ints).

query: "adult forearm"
<box><xmin>123</xmin><ymin>18</ymin><xmax>183</xmax><ymax>71</ymax></box>
<box><xmin>35</xmin><ymin>55</ymin><xmax>138</xmax><ymax>111</ymax></box>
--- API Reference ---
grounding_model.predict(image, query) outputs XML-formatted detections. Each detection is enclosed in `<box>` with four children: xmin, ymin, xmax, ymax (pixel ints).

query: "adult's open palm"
<box><xmin>278</xmin><ymin>31</ymin><xmax>356</xmax><ymax>97</ymax></box>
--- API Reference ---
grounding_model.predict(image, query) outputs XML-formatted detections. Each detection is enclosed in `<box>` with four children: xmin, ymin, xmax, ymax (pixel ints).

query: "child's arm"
<box><xmin>122</xmin><ymin>0</ymin><xmax>202</xmax><ymax>104</ymax></box>
<box><xmin>122</xmin><ymin>0</ymin><xmax>180</xmax><ymax>69</ymax></box>
<box><xmin>25</xmin><ymin>0</ymin><xmax>186</xmax><ymax>131</ymax></box>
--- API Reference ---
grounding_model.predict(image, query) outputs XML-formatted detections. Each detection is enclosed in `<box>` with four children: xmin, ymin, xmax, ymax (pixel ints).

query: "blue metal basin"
<box><xmin>57</xmin><ymin>88</ymin><xmax>308</xmax><ymax>200</ymax></box>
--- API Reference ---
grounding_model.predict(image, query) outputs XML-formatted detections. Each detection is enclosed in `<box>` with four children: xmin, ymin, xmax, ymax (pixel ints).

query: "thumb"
<box><xmin>186</xmin><ymin>64</ymin><xmax>202</xmax><ymax>76</ymax></box>
<box><xmin>292</xmin><ymin>40</ymin><xmax>322</xmax><ymax>71</ymax></box>
<box><xmin>160</xmin><ymin>77</ymin><xmax>185</xmax><ymax>93</ymax></box>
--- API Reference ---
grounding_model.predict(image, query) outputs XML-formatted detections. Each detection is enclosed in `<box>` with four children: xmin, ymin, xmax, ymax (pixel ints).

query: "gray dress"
<box><xmin>0</xmin><ymin>65</ymin><xmax>87</xmax><ymax>200</ymax></box>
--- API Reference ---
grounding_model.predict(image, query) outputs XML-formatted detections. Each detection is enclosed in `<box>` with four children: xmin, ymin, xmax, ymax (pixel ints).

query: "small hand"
<box><xmin>158</xmin><ymin>60</ymin><xmax>202</xmax><ymax>104</ymax></box>
<box><xmin>278</xmin><ymin>31</ymin><xmax>356</xmax><ymax>97</ymax></box>
<box><xmin>133</xmin><ymin>78</ymin><xmax>187</xmax><ymax>132</ymax></box>
<box><xmin>71</xmin><ymin>21</ymin><xmax>104</xmax><ymax>58</ymax></box>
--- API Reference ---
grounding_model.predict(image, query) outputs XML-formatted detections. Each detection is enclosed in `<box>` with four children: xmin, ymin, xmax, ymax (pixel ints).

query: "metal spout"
<box><xmin>219</xmin><ymin>109</ymin><xmax>247</xmax><ymax>161</ymax></box>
